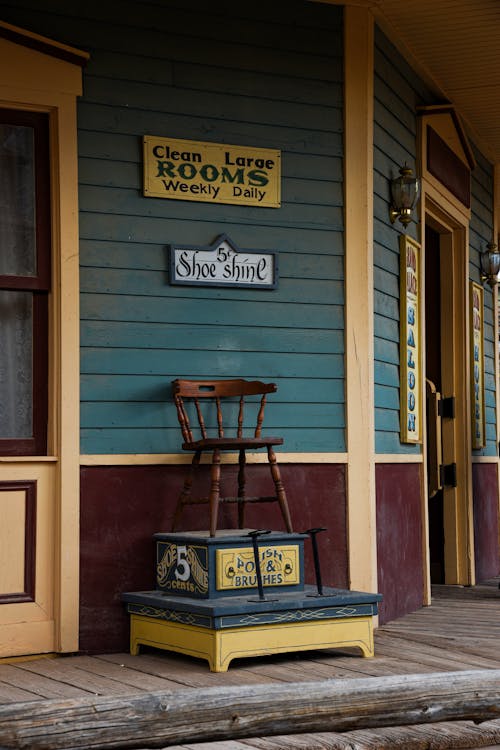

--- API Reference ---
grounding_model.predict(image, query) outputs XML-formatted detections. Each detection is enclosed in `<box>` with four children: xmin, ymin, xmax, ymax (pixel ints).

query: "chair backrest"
<box><xmin>172</xmin><ymin>379</ymin><xmax>277</xmax><ymax>443</ymax></box>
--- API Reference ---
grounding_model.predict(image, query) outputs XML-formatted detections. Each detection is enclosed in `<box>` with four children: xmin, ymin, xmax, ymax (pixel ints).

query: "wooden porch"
<box><xmin>1</xmin><ymin>581</ymin><xmax>500</xmax><ymax>749</ymax></box>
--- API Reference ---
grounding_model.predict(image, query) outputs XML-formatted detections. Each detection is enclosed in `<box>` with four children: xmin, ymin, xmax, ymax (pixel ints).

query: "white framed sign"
<box><xmin>169</xmin><ymin>234</ymin><xmax>278</xmax><ymax>289</ymax></box>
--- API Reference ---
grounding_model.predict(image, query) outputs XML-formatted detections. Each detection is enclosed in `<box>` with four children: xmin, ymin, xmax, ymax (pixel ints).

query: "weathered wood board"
<box><xmin>2</xmin><ymin>670</ymin><xmax>500</xmax><ymax>749</ymax></box>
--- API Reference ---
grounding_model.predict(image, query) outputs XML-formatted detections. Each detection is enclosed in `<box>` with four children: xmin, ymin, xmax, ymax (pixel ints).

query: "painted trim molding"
<box><xmin>80</xmin><ymin>453</ymin><xmax>349</xmax><ymax>466</ymax></box>
<box><xmin>80</xmin><ymin>453</ymin><xmax>426</xmax><ymax>467</ymax></box>
<box><xmin>0</xmin><ymin>29</ymin><xmax>83</xmax><ymax>654</ymax></box>
<box><xmin>344</xmin><ymin>6</ymin><xmax>377</xmax><ymax>594</ymax></box>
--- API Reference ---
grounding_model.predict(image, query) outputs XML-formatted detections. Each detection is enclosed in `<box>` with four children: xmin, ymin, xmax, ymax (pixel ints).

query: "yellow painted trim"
<box><xmin>0</xmin><ymin>456</ymin><xmax>58</xmax><ymax>463</ymax></box>
<box><xmin>421</xmin><ymin>184</ymin><xmax>474</xmax><ymax>587</ymax></box>
<box><xmin>494</xmin><ymin>166</ymin><xmax>500</xmax><ymax>555</ymax></box>
<box><xmin>0</xmin><ymin>20</ymin><xmax>89</xmax><ymax>64</ymax></box>
<box><xmin>81</xmin><ymin>453</ymin><xmax>428</xmax><ymax>467</ymax></box>
<box><xmin>0</xmin><ymin>36</ymin><xmax>82</xmax><ymax>654</ymax></box>
<box><xmin>472</xmin><ymin>456</ymin><xmax>500</xmax><ymax>464</ymax></box>
<box><xmin>129</xmin><ymin>614</ymin><xmax>375</xmax><ymax>672</ymax></box>
<box><xmin>79</xmin><ymin>453</ymin><xmax>349</xmax><ymax>466</ymax></box>
<box><xmin>416</xmin><ymin>105</ymin><xmax>476</xmax><ymax>170</ymax></box>
<box><xmin>375</xmin><ymin>454</ymin><xmax>424</xmax><ymax>464</ymax></box>
<box><xmin>344</xmin><ymin>7</ymin><xmax>376</xmax><ymax>594</ymax></box>
<box><xmin>418</xmin><ymin>111</ymin><xmax>472</xmax><ymax>223</ymax></box>
<box><xmin>493</xmin><ymin>164</ymin><xmax>500</xmax><ymax>456</ymax></box>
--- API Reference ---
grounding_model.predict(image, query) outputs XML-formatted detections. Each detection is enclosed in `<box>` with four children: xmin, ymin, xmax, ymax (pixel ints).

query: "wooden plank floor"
<box><xmin>1</xmin><ymin>580</ymin><xmax>500</xmax><ymax>748</ymax></box>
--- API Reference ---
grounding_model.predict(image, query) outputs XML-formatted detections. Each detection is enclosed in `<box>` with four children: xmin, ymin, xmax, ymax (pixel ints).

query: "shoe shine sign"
<box><xmin>169</xmin><ymin>234</ymin><xmax>278</xmax><ymax>289</ymax></box>
<box><xmin>143</xmin><ymin>136</ymin><xmax>281</xmax><ymax>208</ymax></box>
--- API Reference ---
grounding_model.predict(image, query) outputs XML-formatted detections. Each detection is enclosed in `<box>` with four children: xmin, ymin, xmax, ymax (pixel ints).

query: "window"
<box><xmin>0</xmin><ymin>109</ymin><xmax>50</xmax><ymax>455</ymax></box>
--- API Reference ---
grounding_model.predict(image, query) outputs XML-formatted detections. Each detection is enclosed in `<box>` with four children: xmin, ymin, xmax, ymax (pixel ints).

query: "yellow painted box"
<box><xmin>122</xmin><ymin>586</ymin><xmax>382</xmax><ymax>672</ymax></box>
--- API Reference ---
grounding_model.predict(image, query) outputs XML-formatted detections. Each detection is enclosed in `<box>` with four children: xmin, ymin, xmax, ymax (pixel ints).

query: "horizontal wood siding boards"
<box><xmin>78</xmin><ymin>186</ymin><xmax>344</xmax><ymax>231</ymax></box>
<box><xmin>81</xmin><ymin>349</ymin><xmax>345</xmax><ymax>379</ymax></box>
<box><xmin>80</xmin><ymin>428</ymin><xmax>346</xmax><ymax>454</ymax></box>
<box><xmin>79</xmin><ymin>241</ymin><xmax>345</xmax><ymax>278</ymax></box>
<box><xmin>79</xmin><ymin>268</ymin><xmax>344</xmax><ymax>305</ymax></box>
<box><xmin>373</xmin><ymin>27</ymin><xmax>434</xmax><ymax>455</ymax></box>
<box><xmin>78</xmin><ymin>105</ymin><xmax>342</xmax><ymax>162</ymax></box>
<box><xmin>81</xmin><ymin>402</ymin><xmax>345</xmax><ymax>430</ymax></box>
<box><xmin>469</xmin><ymin>145</ymin><xmax>496</xmax><ymax>457</ymax></box>
<box><xmin>80</xmin><ymin>375</ymin><xmax>345</xmax><ymax>405</ymax></box>
<box><xmin>80</xmin><ymin>294</ymin><xmax>344</xmax><ymax>330</ymax></box>
<box><xmin>79</xmin><ymin>215</ymin><xmax>343</xmax><ymax>254</ymax></box>
<box><xmin>0</xmin><ymin>0</ymin><xmax>345</xmax><ymax>455</ymax></box>
<box><xmin>82</xmin><ymin>77</ymin><xmax>343</xmax><ymax>133</ymax></box>
<box><xmin>80</xmin><ymin>322</ymin><xmax>344</xmax><ymax>354</ymax></box>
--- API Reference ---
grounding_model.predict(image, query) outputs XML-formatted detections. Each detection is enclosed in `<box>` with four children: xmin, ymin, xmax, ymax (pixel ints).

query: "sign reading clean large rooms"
<box><xmin>144</xmin><ymin>136</ymin><xmax>281</xmax><ymax>208</ymax></box>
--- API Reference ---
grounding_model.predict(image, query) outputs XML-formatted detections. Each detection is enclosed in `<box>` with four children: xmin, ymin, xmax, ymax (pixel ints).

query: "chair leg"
<box><xmin>237</xmin><ymin>449</ymin><xmax>246</xmax><ymax>529</ymax></box>
<box><xmin>267</xmin><ymin>445</ymin><xmax>293</xmax><ymax>533</ymax></box>
<box><xmin>209</xmin><ymin>448</ymin><xmax>221</xmax><ymax>537</ymax></box>
<box><xmin>172</xmin><ymin>450</ymin><xmax>201</xmax><ymax>532</ymax></box>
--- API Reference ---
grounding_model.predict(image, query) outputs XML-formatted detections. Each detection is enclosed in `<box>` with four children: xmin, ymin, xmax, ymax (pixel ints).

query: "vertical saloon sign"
<box><xmin>143</xmin><ymin>136</ymin><xmax>280</xmax><ymax>208</ymax></box>
<box><xmin>470</xmin><ymin>281</ymin><xmax>485</xmax><ymax>449</ymax></box>
<box><xmin>400</xmin><ymin>235</ymin><xmax>422</xmax><ymax>444</ymax></box>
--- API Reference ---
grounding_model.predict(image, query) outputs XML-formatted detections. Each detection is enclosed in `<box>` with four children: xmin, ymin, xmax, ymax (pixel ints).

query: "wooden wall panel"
<box><xmin>0</xmin><ymin>0</ymin><xmax>345</xmax><ymax>454</ymax></box>
<box><xmin>79</xmin><ymin>463</ymin><xmax>347</xmax><ymax>652</ymax></box>
<box><xmin>0</xmin><ymin>481</ymin><xmax>36</xmax><ymax>604</ymax></box>
<box><xmin>0</xmin><ymin>0</ymin><xmax>345</xmax><ymax>457</ymax></box>
<box><xmin>472</xmin><ymin>463</ymin><xmax>499</xmax><ymax>582</ymax></box>
<box><xmin>376</xmin><ymin>463</ymin><xmax>424</xmax><ymax>623</ymax></box>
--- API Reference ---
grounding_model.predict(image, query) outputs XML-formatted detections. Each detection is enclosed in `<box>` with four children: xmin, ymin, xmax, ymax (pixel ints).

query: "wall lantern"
<box><xmin>480</xmin><ymin>240</ymin><xmax>500</xmax><ymax>288</ymax></box>
<box><xmin>389</xmin><ymin>164</ymin><xmax>420</xmax><ymax>227</ymax></box>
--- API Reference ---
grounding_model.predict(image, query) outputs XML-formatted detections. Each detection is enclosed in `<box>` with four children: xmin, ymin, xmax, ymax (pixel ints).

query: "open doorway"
<box><xmin>425</xmin><ymin>224</ymin><xmax>445</xmax><ymax>583</ymax></box>
<box><xmin>423</xmin><ymin>209</ymin><xmax>473</xmax><ymax>587</ymax></box>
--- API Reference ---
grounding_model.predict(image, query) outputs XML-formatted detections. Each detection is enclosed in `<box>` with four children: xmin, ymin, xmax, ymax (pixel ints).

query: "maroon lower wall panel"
<box><xmin>376</xmin><ymin>463</ymin><xmax>424</xmax><ymax>624</ymax></box>
<box><xmin>472</xmin><ymin>462</ymin><xmax>499</xmax><ymax>582</ymax></box>
<box><xmin>79</xmin><ymin>463</ymin><xmax>347</xmax><ymax>653</ymax></box>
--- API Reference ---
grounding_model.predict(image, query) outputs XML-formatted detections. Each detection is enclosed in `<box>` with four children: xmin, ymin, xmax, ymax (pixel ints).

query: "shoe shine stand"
<box><xmin>123</xmin><ymin>528</ymin><xmax>382</xmax><ymax>672</ymax></box>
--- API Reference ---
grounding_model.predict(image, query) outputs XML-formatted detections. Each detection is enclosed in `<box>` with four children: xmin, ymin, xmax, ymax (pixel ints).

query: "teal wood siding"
<box><xmin>469</xmin><ymin>147</ymin><xmax>496</xmax><ymax>456</ymax></box>
<box><xmin>0</xmin><ymin>1</ymin><xmax>345</xmax><ymax>454</ymax></box>
<box><xmin>373</xmin><ymin>29</ymin><xmax>433</xmax><ymax>454</ymax></box>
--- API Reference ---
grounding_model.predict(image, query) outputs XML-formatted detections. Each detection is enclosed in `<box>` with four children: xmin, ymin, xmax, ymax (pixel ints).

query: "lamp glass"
<box><xmin>391</xmin><ymin>166</ymin><xmax>419</xmax><ymax>210</ymax></box>
<box><xmin>390</xmin><ymin>165</ymin><xmax>420</xmax><ymax>226</ymax></box>
<box><xmin>480</xmin><ymin>242</ymin><xmax>500</xmax><ymax>287</ymax></box>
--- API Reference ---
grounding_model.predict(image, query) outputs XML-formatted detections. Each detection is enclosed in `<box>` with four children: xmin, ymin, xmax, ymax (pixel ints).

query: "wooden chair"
<box><xmin>171</xmin><ymin>379</ymin><xmax>293</xmax><ymax>537</ymax></box>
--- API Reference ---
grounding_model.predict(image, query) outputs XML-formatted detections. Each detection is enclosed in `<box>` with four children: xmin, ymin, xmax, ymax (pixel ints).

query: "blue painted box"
<box><xmin>154</xmin><ymin>529</ymin><xmax>306</xmax><ymax>599</ymax></box>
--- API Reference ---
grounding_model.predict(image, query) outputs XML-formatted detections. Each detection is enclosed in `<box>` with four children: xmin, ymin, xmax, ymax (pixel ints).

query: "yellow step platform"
<box><xmin>129</xmin><ymin>609</ymin><xmax>375</xmax><ymax>672</ymax></box>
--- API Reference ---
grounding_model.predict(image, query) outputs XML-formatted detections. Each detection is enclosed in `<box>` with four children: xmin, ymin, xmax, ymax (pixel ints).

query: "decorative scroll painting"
<box><xmin>400</xmin><ymin>235</ymin><xmax>422</xmax><ymax>444</ymax></box>
<box><xmin>470</xmin><ymin>281</ymin><xmax>485</xmax><ymax>449</ymax></box>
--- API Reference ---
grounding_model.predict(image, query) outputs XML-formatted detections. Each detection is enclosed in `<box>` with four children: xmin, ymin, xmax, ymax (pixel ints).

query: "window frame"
<box><xmin>0</xmin><ymin>108</ymin><xmax>51</xmax><ymax>456</ymax></box>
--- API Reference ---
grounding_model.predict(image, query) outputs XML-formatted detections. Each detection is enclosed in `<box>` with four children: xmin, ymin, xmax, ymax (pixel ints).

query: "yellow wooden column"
<box><xmin>344</xmin><ymin>7</ymin><xmax>377</xmax><ymax>593</ymax></box>
<box><xmin>494</xmin><ymin>165</ymin><xmax>500</xmax><ymax>548</ymax></box>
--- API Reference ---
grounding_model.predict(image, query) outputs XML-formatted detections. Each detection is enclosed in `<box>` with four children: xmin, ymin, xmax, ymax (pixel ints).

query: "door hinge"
<box><xmin>439</xmin><ymin>462</ymin><xmax>457</xmax><ymax>488</ymax></box>
<box><xmin>438</xmin><ymin>396</ymin><xmax>455</xmax><ymax>419</ymax></box>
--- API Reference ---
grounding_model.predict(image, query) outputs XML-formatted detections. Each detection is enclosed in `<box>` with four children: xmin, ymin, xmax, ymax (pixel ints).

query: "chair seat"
<box><xmin>183</xmin><ymin>437</ymin><xmax>284</xmax><ymax>451</ymax></box>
